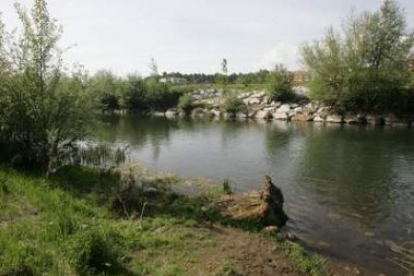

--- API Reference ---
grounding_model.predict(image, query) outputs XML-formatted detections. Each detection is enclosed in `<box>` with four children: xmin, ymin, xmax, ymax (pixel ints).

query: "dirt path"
<box><xmin>136</xmin><ymin>225</ymin><xmax>378</xmax><ymax>276</ymax></box>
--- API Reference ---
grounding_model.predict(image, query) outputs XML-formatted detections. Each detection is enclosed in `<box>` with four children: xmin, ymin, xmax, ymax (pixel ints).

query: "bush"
<box><xmin>267</xmin><ymin>65</ymin><xmax>295</xmax><ymax>102</ymax></box>
<box><xmin>177</xmin><ymin>94</ymin><xmax>194</xmax><ymax>115</ymax></box>
<box><xmin>223</xmin><ymin>94</ymin><xmax>245</xmax><ymax>113</ymax></box>
<box><xmin>301</xmin><ymin>0</ymin><xmax>414</xmax><ymax>113</ymax></box>
<box><xmin>69</xmin><ymin>226</ymin><xmax>126</xmax><ymax>276</ymax></box>
<box><xmin>0</xmin><ymin>0</ymin><xmax>92</xmax><ymax>172</ymax></box>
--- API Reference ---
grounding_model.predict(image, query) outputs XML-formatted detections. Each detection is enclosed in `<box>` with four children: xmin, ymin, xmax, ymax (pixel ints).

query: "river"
<box><xmin>92</xmin><ymin>115</ymin><xmax>414</xmax><ymax>275</ymax></box>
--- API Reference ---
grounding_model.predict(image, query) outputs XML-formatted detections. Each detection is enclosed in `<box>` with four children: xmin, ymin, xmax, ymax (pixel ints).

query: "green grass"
<box><xmin>0</xmin><ymin>166</ymin><xmax>329</xmax><ymax>276</ymax></box>
<box><xmin>281</xmin><ymin>242</ymin><xmax>328</xmax><ymax>276</ymax></box>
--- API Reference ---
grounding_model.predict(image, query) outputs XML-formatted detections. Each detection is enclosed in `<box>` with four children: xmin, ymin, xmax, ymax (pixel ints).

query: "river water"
<box><xmin>92</xmin><ymin>115</ymin><xmax>414</xmax><ymax>275</ymax></box>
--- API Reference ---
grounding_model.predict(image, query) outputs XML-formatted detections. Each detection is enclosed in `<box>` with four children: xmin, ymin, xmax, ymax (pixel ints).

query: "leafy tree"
<box><xmin>0</xmin><ymin>0</ymin><xmax>92</xmax><ymax>172</ymax></box>
<box><xmin>87</xmin><ymin>70</ymin><xmax>122</xmax><ymax>112</ymax></box>
<box><xmin>123</xmin><ymin>74</ymin><xmax>147</xmax><ymax>112</ymax></box>
<box><xmin>267</xmin><ymin>64</ymin><xmax>295</xmax><ymax>102</ymax></box>
<box><xmin>148</xmin><ymin>57</ymin><xmax>158</xmax><ymax>77</ymax></box>
<box><xmin>177</xmin><ymin>94</ymin><xmax>194</xmax><ymax>115</ymax></box>
<box><xmin>301</xmin><ymin>0</ymin><xmax>414</xmax><ymax>113</ymax></box>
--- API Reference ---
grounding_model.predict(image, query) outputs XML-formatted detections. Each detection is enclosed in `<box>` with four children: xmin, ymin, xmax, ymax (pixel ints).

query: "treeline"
<box><xmin>161</xmin><ymin>70</ymin><xmax>271</xmax><ymax>85</ymax></box>
<box><xmin>86</xmin><ymin>71</ymin><xmax>182</xmax><ymax>113</ymax></box>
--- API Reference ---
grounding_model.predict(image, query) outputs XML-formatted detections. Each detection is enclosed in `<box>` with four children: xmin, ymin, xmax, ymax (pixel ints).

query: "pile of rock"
<box><xmin>155</xmin><ymin>89</ymin><xmax>413</xmax><ymax>127</ymax></box>
<box><xmin>191</xmin><ymin>88</ymin><xmax>223</xmax><ymax>100</ymax></box>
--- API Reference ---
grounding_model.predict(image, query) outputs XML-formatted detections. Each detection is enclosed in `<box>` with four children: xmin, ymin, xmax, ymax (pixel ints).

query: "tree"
<box><xmin>267</xmin><ymin>64</ymin><xmax>295</xmax><ymax>102</ymax></box>
<box><xmin>87</xmin><ymin>70</ymin><xmax>121</xmax><ymax>112</ymax></box>
<box><xmin>148</xmin><ymin>57</ymin><xmax>158</xmax><ymax>77</ymax></box>
<box><xmin>301</xmin><ymin>0</ymin><xmax>414</xmax><ymax>113</ymax></box>
<box><xmin>0</xmin><ymin>0</ymin><xmax>92</xmax><ymax>172</ymax></box>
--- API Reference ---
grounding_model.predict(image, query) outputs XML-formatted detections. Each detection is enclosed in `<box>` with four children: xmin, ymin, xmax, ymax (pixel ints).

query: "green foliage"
<box><xmin>301</xmin><ymin>0</ymin><xmax>414</xmax><ymax>113</ymax></box>
<box><xmin>222</xmin><ymin>178</ymin><xmax>233</xmax><ymax>195</ymax></box>
<box><xmin>87</xmin><ymin>70</ymin><xmax>123</xmax><ymax>112</ymax></box>
<box><xmin>119</xmin><ymin>75</ymin><xmax>182</xmax><ymax>113</ymax></box>
<box><xmin>267</xmin><ymin>64</ymin><xmax>295</xmax><ymax>102</ymax></box>
<box><xmin>282</xmin><ymin>243</ymin><xmax>327</xmax><ymax>276</ymax></box>
<box><xmin>69</xmin><ymin>226</ymin><xmax>126</xmax><ymax>276</ymax></box>
<box><xmin>223</xmin><ymin>94</ymin><xmax>245</xmax><ymax>113</ymax></box>
<box><xmin>0</xmin><ymin>0</ymin><xmax>92</xmax><ymax>171</ymax></box>
<box><xmin>177</xmin><ymin>94</ymin><xmax>194</xmax><ymax>115</ymax></box>
<box><xmin>215</xmin><ymin>73</ymin><xmax>227</xmax><ymax>86</ymax></box>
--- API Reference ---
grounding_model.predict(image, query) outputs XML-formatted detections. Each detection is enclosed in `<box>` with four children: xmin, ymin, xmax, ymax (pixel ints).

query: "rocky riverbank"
<box><xmin>158</xmin><ymin>89</ymin><xmax>414</xmax><ymax>128</ymax></box>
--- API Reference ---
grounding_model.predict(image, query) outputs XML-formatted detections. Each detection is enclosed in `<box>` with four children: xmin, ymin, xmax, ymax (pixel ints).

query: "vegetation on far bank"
<box><xmin>301</xmin><ymin>0</ymin><xmax>414</xmax><ymax>115</ymax></box>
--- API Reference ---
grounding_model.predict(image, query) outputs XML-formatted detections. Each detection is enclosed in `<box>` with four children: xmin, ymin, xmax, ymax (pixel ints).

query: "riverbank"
<box><xmin>0</xmin><ymin>165</ymin><xmax>383</xmax><ymax>276</ymax></box>
<box><xmin>154</xmin><ymin>89</ymin><xmax>414</xmax><ymax>128</ymax></box>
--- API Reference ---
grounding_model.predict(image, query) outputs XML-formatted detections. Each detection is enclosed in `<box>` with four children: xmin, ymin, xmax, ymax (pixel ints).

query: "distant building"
<box><xmin>407</xmin><ymin>53</ymin><xmax>414</xmax><ymax>72</ymax></box>
<box><xmin>159</xmin><ymin>77</ymin><xmax>187</xmax><ymax>85</ymax></box>
<box><xmin>292</xmin><ymin>71</ymin><xmax>310</xmax><ymax>84</ymax></box>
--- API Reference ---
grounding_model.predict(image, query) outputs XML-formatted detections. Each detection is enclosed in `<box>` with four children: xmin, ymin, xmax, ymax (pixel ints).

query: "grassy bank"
<box><xmin>0</xmin><ymin>166</ymin><xmax>327</xmax><ymax>276</ymax></box>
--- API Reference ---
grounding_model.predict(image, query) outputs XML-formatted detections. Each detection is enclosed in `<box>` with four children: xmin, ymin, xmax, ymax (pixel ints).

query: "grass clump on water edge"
<box><xmin>281</xmin><ymin>242</ymin><xmax>328</xmax><ymax>276</ymax></box>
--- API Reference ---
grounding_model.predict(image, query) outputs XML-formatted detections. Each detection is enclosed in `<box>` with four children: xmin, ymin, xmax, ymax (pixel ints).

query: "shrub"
<box><xmin>223</xmin><ymin>94</ymin><xmax>245</xmax><ymax>113</ymax></box>
<box><xmin>267</xmin><ymin>65</ymin><xmax>295</xmax><ymax>102</ymax></box>
<box><xmin>69</xmin><ymin>226</ymin><xmax>126</xmax><ymax>275</ymax></box>
<box><xmin>0</xmin><ymin>0</ymin><xmax>92</xmax><ymax>172</ymax></box>
<box><xmin>177</xmin><ymin>94</ymin><xmax>194</xmax><ymax>115</ymax></box>
<box><xmin>222</xmin><ymin>179</ymin><xmax>233</xmax><ymax>195</ymax></box>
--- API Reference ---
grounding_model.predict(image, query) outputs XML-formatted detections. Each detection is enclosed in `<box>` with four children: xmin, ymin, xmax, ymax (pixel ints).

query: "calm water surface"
<box><xmin>93</xmin><ymin>116</ymin><xmax>414</xmax><ymax>275</ymax></box>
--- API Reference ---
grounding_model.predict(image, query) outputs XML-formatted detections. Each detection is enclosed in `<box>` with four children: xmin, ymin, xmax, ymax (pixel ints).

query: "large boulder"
<box><xmin>165</xmin><ymin>108</ymin><xmax>178</xmax><ymax>118</ymax></box>
<box><xmin>236</xmin><ymin>111</ymin><xmax>248</xmax><ymax>119</ymax></box>
<box><xmin>278</xmin><ymin>104</ymin><xmax>291</xmax><ymax>113</ymax></box>
<box><xmin>153</xmin><ymin>111</ymin><xmax>165</xmax><ymax>117</ymax></box>
<box><xmin>291</xmin><ymin>113</ymin><xmax>314</xmax><ymax>122</ymax></box>
<box><xmin>313</xmin><ymin>116</ymin><xmax>325</xmax><ymax>122</ymax></box>
<box><xmin>326</xmin><ymin>113</ymin><xmax>343</xmax><ymax>123</ymax></box>
<box><xmin>254</xmin><ymin>110</ymin><xmax>272</xmax><ymax>120</ymax></box>
<box><xmin>211</xmin><ymin>108</ymin><xmax>222</xmax><ymax>118</ymax></box>
<box><xmin>216</xmin><ymin>176</ymin><xmax>288</xmax><ymax>227</ymax></box>
<box><xmin>191</xmin><ymin>107</ymin><xmax>206</xmax><ymax>119</ymax></box>
<box><xmin>343</xmin><ymin>113</ymin><xmax>359</xmax><ymax>124</ymax></box>
<box><xmin>366</xmin><ymin>114</ymin><xmax>384</xmax><ymax>125</ymax></box>
<box><xmin>272</xmin><ymin>111</ymin><xmax>289</xmax><ymax>120</ymax></box>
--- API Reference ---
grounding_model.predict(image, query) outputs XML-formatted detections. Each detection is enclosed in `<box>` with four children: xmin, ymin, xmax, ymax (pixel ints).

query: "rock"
<box><xmin>236</xmin><ymin>111</ymin><xmax>248</xmax><ymax>119</ymax></box>
<box><xmin>366</xmin><ymin>114</ymin><xmax>383</xmax><ymax>125</ymax></box>
<box><xmin>343</xmin><ymin>113</ymin><xmax>359</xmax><ymax>124</ymax></box>
<box><xmin>165</xmin><ymin>108</ymin><xmax>178</xmax><ymax>118</ymax></box>
<box><xmin>191</xmin><ymin>107</ymin><xmax>206</xmax><ymax>119</ymax></box>
<box><xmin>255</xmin><ymin>110</ymin><xmax>272</xmax><ymax>120</ymax></box>
<box><xmin>313</xmin><ymin>116</ymin><xmax>325</xmax><ymax>122</ymax></box>
<box><xmin>248</xmin><ymin>98</ymin><xmax>261</xmax><ymax>105</ymax></box>
<box><xmin>291</xmin><ymin>114</ymin><xmax>314</xmax><ymax>122</ymax></box>
<box><xmin>278</xmin><ymin>104</ymin><xmax>291</xmax><ymax>113</ymax></box>
<box><xmin>216</xmin><ymin>176</ymin><xmax>288</xmax><ymax>227</ymax></box>
<box><xmin>326</xmin><ymin>113</ymin><xmax>343</xmax><ymax>123</ymax></box>
<box><xmin>153</xmin><ymin>111</ymin><xmax>165</xmax><ymax>117</ymax></box>
<box><xmin>293</xmin><ymin>107</ymin><xmax>303</xmax><ymax>114</ymax></box>
<box><xmin>273</xmin><ymin>111</ymin><xmax>289</xmax><ymax>120</ymax></box>
<box><xmin>270</xmin><ymin>101</ymin><xmax>282</xmax><ymax>108</ymax></box>
<box><xmin>223</xmin><ymin>112</ymin><xmax>235</xmax><ymax>120</ymax></box>
<box><xmin>211</xmin><ymin>109</ymin><xmax>222</xmax><ymax>118</ymax></box>
<box><xmin>305</xmin><ymin>102</ymin><xmax>318</xmax><ymax>113</ymax></box>
<box><xmin>384</xmin><ymin>113</ymin><xmax>408</xmax><ymax>127</ymax></box>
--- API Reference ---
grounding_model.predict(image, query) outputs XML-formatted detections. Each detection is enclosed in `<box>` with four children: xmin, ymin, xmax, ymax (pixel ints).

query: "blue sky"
<box><xmin>1</xmin><ymin>0</ymin><xmax>413</xmax><ymax>75</ymax></box>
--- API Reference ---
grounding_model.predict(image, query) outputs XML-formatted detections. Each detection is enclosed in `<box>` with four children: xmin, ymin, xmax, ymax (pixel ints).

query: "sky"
<box><xmin>0</xmin><ymin>0</ymin><xmax>413</xmax><ymax>76</ymax></box>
